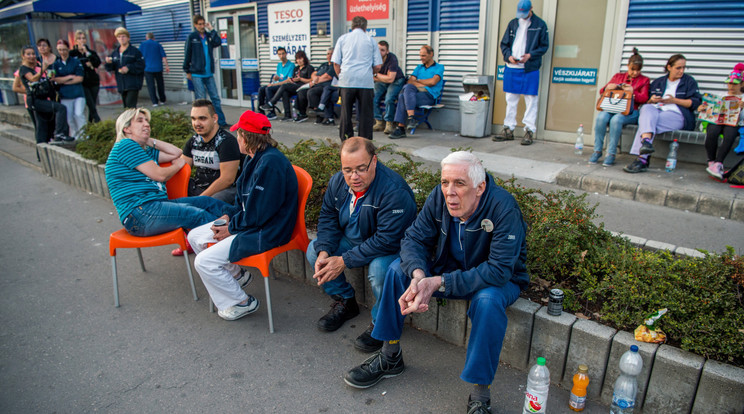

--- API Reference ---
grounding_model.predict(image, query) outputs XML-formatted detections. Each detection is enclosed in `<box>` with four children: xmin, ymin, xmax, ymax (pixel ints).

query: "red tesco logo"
<box><xmin>274</xmin><ymin>8</ymin><xmax>303</xmax><ymax>20</ymax></box>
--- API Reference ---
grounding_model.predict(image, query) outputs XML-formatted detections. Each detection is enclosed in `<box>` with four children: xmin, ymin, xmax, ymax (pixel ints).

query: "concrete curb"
<box><xmin>558</xmin><ymin>170</ymin><xmax>743</xmax><ymax>222</ymax></box>
<box><xmin>3</xmin><ymin>120</ymin><xmax>741</xmax><ymax>412</ymax></box>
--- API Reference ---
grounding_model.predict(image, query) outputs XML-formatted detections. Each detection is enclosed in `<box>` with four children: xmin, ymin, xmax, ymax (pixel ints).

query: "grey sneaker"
<box><xmin>467</xmin><ymin>397</ymin><xmax>492</xmax><ymax>414</ymax></box>
<box><xmin>234</xmin><ymin>269</ymin><xmax>253</xmax><ymax>289</ymax></box>
<box><xmin>521</xmin><ymin>129</ymin><xmax>534</xmax><ymax>145</ymax></box>
<box><xmin>218</xmin><ymin>296</ymin><xmax>260</xmax><ymax>321</ymax></box>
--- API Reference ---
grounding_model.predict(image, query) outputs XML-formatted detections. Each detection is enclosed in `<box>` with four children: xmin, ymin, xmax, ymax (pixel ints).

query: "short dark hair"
<box><xmin>378</xmin><ymin>40</ymin><xmax>389</xmax><ymax>49</ymax></box>
<box><xmin>146</xmin><ymin>32</ymin><xmax>154</xmax><ymax>40</ymax></box>
<box><xmin>36</xmin><ymin>38</ymin><xmax>51</xmax><ymax>48</ymax></box>
<box><xmin>277</xmin><ymin>47</ymin><xmax>287</xmax><ymax>54</ymax></box>
<box><xmin>192</xmin><ymin>99</ymin><xmax>216</xmax><ymax>117</ymax></box>
<box><xmin>341</xmin><ymin>136</ymin><xmax>376</xmax><ymax>158</ymax></box>
<box><xmin>421</xmin><ymin>45</ymin><xmax>434</xmax><ymax>55</ymax></box>
<box><xmin>20</xmin><ymin>45</ymin><xmax>35</xmax><ymax>55</ymax></box>
<box><xmin>193</xmin><ymin>14</ymin><xmax>205</xmax><ymax>25</ymax></box>
<box><xmin>351</xmin><ymin>16</ymin><xmax>367</xmax><ymax>30</ymax></box>
<box><xmin>665</xmin><ymin>54</ymin><xmax>686</xmax><ymax>73</ymax></box>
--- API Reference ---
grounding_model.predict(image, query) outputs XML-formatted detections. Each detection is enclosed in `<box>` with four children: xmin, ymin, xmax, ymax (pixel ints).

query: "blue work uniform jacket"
<box><xmin>400</xmin><ymin>174</ymin><xmax>529</xmax><ymax>297</ymax></box>
<box><xmin>183</xmin><ymin>30</ymin><xmax>221</xmax><ymax>75</ymax></box>
<box><xmin>648</xmin><ymin>73</ymin><xmax>702</xmax><ymax>131</ymax></box>
<box><xmin>314</xmin><ymin>163</ymin><xmax>417</xmax><ymax>269</ymax></box>
<box><xmin>499</xmin><ymin>13</ymin><xmax>550</xmax><ymax>73</ymax></box>
<box><xmin>226</xmin><ymin>146</ymin><xmax>298</xmax><ymax>263</ymax></box>
<box><xmin>104</xmin><ymin>45</ymin><xmax>145</xmax><ymax>93</ymax></box>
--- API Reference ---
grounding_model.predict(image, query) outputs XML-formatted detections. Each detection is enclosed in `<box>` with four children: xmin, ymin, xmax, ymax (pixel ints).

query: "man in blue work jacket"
<box><xmin>344</xmin><ymin>151</ymin><xmax>529</xmax><ymax>414</ymax></box>
<box><xmin>307</xmin><ymin>137</ymin><xmax>416</xmax><ymax>352</ymax></box>
<box><xmin>183</xmin><ymin>14</ymin><xmax>228</xmax><ymax>127</ymax></box>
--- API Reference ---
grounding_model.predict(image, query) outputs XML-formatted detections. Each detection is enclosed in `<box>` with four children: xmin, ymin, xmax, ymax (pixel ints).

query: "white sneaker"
<box><xmin>218</xmin><ymin>296</ymin><xmax>259</xmax><ymax>321</ymax></box>
<box><xmin>235</xmin><ymin>269</ymin><xmax>253</xmax><ymax>289</ymax></box>
<box><xmin>706</xmin><ymin>162</ymin><xmax>723</xmax><ymax>179</ymax></box>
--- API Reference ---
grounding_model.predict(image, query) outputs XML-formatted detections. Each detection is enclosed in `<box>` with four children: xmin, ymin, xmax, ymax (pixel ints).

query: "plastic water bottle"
<box><xmin>665</xmin><ymin>139</ymin><xmax>679</xmax><ymax>172</ymax></box>
<box><xmin>574</xmin><ymin>124</ymin><xmax>584</xmax><ymax>156</ymax></box>
<box><xmin>610</xmin><ymin>345</ymin><xmax>643</xmax><ymax>414</ymax></box>
<box><xmin>523</xmin><ymin>357</ymin><xmax>550</xmax><ymax>414</ymax></box>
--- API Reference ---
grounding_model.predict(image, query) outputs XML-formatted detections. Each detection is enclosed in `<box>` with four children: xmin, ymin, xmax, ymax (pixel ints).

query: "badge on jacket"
<box><xmin>481</xmin><ymin>219</ymin><xmax>493</xmax><ymax>233</ymax></box>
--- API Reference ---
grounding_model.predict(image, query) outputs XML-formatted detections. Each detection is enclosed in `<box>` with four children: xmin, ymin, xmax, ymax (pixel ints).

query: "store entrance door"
<box><xmin>212</xmin><ymin>9</ymin><xmax>259</xmax><ymax>107</ymax></box>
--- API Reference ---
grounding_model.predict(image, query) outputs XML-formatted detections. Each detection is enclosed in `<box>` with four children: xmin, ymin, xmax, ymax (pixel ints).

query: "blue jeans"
<box><xmin>306</xmin><ymin>238</ymin><xmax>397</xmax><ymax>322</ymax></box>
<box><xmin>372</xmin><ymin>259</ymin><xmax>521</xmax><ymax>385</ymax></box>
<box><xmin>394</xmin><ymin>83</ymin><xmax>435</xmax><ymax>124</ymax></box>
<box><xmin>122</xmin><ymin>196</ymin><xmax>234</xmax><ymax>237</ymax></box>
<box><xmin>373</xmin><ymin>78</ymin><xmax>405</xmax><ymax>122</ymax></box>
<box><xmin>593</xmin><ymin>109</ymin><xmax>639</xmax><ymax>155</ymax></box>
<box><xmin>191</xmin><ymin>75</ymin><xmax>227</xmax><ymax>126</ymax></box>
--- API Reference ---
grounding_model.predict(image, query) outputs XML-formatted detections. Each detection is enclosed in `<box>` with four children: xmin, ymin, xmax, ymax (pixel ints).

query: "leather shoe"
<box><xmin>344</xmin><ymin>349</ymin><xmax>404</xmax><ymax>389</ymax></box>
<box><xmin>317</xmin><ymin>295</ymin><xmax>359</xmax><ymax>332</ymax></box>
<box><xmin>321</xmin><ymin>118</ymin><xmax>335</xmax><ymax>126</ymax></box>
<box><xmin>354</xmin><ymin>323</ymin><xmax>383</xmax><ymax>352</ymax></box>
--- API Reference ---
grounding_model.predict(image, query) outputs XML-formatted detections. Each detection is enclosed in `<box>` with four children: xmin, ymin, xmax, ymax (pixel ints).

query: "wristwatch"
<box><xmin>438</xmin><ymin>276</ymin><xmax>446</xmax><ymax>293</ymax></box>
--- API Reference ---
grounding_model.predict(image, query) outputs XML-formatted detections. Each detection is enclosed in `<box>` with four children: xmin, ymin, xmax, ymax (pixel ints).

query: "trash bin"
<box><xmin>459</xmin><ymin>74</ymin><xmax>494</xmax><ymax>138</ymax></box>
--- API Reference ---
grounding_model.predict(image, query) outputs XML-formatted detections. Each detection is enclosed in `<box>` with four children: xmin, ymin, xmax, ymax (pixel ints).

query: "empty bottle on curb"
<box><xmin>575</xmin><ymin>124</ymin><xmax>585</xmax><ymax>156</ymax></box>
<box><xmin>569</xmin><ymin>364</ymin><xmax>590</xmax><ymax>411</ymax></box>
<box><xmin>523</xmin><ymin>357</ymin><xmax>550</xmax><ymax>414</ymax></box>
<box><xmin>610</xmin><ymin>345</ymin><xmax>643</xmax><ymax>414</ymax></box>
<box><xmin>665</xmin><ymin>139</ymin><xmax>679</xmax><ymax>172</ymax></box>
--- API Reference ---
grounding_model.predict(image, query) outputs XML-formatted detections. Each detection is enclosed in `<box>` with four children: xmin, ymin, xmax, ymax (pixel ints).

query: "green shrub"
<box><xmin>76</xmin><ymin>108</ymin><xmax>193</xmax><ymax>164</ymax></box>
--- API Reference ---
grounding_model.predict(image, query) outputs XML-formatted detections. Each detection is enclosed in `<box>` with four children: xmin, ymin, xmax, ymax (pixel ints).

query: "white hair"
<box><xmin>441</xmin><ymin>151</ymin><xmax>486</xmax><ymax>188</ymax></box>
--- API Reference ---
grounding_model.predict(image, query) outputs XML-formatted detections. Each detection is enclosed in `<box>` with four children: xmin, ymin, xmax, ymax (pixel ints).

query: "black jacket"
<box><xmin>648</xmin><ymin>74</ymin><xmax>702</xmax><ymax>131</ymax></box>
<box><xmin>104</xmin><ymin>45</ymin><xmax>145</xmax><ymax>93</ymax></box>
<box><xmin>70</xmin><ymin>46</ymin><xmax>101</xmax><ymax>87</ymax></box>
<box><xmin>500</xmin><ymin>13</ymin><xmax>550</xmax><ymax>73</ymax></box>
<box><xmin>183</xmin><ymin>30</ymin><xmax>221</xmax><ymax>75</ymax></box>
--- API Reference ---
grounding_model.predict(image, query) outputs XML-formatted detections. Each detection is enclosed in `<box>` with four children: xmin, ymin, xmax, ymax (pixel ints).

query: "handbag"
<box><xmin>596</xmin><ymin>88</ymin><xmax>633</xmax><ymax>115</ymax></box>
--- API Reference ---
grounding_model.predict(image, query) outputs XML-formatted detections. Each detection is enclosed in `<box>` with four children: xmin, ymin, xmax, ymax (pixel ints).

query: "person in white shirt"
<box><xmin>331</xmin><ymin>16</ymin><xmax>383</xmax><ymax>141</ymax></box>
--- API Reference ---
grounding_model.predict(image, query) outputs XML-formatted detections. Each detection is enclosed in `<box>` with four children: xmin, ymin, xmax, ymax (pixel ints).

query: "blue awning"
<box><xmin>0</xmin><ymin>0</ymin><xmax>141</xmax><ymax>20</ymax></box>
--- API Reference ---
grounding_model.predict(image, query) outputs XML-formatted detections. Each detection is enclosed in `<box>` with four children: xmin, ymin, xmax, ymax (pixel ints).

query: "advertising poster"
<box><xmin>267</xmin><ymin>1</ymin><xmax>310</xmax><ymax>60</ymax></box>
<box><xmin>698</xmin><ymin>93</ymin><xmax>743</xmax><ymax>127</ymax></box>
<box><xmin>347</xmin><ymin>0</ymin><xmax>389</xmax><ymax>21</ymax></box>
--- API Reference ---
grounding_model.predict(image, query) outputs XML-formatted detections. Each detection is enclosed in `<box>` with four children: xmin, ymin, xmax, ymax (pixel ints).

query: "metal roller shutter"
<box><xmin>162</xmin><ymin>41</ymin><xmax>187</xmax><ymax>90</ymax></box>
<box><xmin>126</xmin><ymin>1</ymin><xmax>192</xmax><ymax>44</ymax></box>
<box><xmin>623</xmin><ymin>0</ymin><xmax>744</xmax><ymax>96</ymax></box>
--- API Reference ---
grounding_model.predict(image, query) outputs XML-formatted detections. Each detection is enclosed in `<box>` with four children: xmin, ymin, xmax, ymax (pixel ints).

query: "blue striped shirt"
<box><xmin>106</xmin><ymin>139</ymin><xmax>166</xmax><ymax>223</ymax></box>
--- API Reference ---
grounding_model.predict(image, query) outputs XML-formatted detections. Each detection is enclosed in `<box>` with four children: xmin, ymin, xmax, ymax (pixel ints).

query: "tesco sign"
<box><xmin>268</xmin><ymin>1</ymin><xmax>311</xmax><ymax>60</ymax></box>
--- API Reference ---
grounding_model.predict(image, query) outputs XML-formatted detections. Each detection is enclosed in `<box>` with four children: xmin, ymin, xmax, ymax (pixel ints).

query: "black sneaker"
<box><xmin>492</xmin><ymin>126</ymin><xmax>514</xmax><ymax>142</ymax></box>
<box><xmin>639</xmin><ymin>139</ymin><xmax>655</xmax><ymax>155</ymax></box>
<box><xmin>406</xmin><ymin>116</ymin><xmax>418</xmax><ymax>131</ymax></box>
<box><xmin>294</xmin><ymin>114</ymin><xmax>308</xmax><ymax>123</ymax></box>
<box><xmin>266</xmin><ymin>112</ymin><xmax>277</xmax><ymax>120</ymax></box>
<box><xmin>260</xmin><ymin>103</ymin><xmax>275</xmax><ymax>112</ymax></box>
<box><xmin>321</xmin><ymin>118</ymin><xmax>335</xmax><ymax>126</ymax></box>
<box><xmin>354</xmin><ymin>323</ymin><xmax>383</xmax><ymax>353</ymax></box>
<box><xmin>344</xmin><ymin>349</ymin><xmax>405</xmax><ymax>389</ymax></box>
<box><xmin>623</xmin><ymin>158</ymin><xmax>649</xmax><ymax>173</ymax></box>
<box><xmin>467</xmin><ymin>397</ymin><xmax>492</xmax><ymax>414</ymax></box>
<box><xmin>280</xmin><ymin>116</ymin><xmax>294</xmax><ymax>122</ymax></box>
<box><xmin>389</xmin><ymin>127</ymin><xmax>406</xmax><ymax>140</ymax></box>
<box><xmin>317</xmin><ymin>295</ymin><xmax>359</xmax><ymax>332</ymax></box>
<box><xmin>315</xmin><ymin>116</ymin><xmax>324</xmax><ymax>124</ymax></box>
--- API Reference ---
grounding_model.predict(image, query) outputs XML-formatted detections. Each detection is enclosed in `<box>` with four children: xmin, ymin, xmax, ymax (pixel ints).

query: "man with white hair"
<box><xmin>343</xmin><ymin>151</ymin><xmax>529</xmax><ymax>414</ymax></box>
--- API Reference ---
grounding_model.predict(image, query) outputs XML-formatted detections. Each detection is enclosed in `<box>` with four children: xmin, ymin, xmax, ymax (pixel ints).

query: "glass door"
<box><xmin>213</xmin><ymin>10</ymin><xmax>258</xmax><ymax>107</ymax></box>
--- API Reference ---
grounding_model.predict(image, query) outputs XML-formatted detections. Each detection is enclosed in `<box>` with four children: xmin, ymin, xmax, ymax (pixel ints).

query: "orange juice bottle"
<box><xmin>568</xmin><ymin>364</ymin><xmax>590</xmax><ymax>411</ymax></box>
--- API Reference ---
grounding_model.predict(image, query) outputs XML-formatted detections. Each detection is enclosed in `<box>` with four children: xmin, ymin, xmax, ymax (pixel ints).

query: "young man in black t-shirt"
<box><xmin>172</xmin><ymin>99</ymin><xmax>242</xmax><ymax>256</ymax></box>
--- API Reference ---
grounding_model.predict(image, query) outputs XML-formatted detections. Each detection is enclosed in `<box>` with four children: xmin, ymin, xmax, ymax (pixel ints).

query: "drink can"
<box><xmin>213</xmin><ymin>218</ymin><xmax>227</xmax><ymax>226</ymax></box>
<box><xmin>547</xmin><ymin>288</ymin><xmax>564</xmax><ymax>316</ymax></box>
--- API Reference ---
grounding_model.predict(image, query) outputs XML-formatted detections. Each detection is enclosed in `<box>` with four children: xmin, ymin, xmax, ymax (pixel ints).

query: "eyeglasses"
<box><xmin>342</xmin><ymin>156</ymin><xmax>374</xmax><ymax>176</ymax></box>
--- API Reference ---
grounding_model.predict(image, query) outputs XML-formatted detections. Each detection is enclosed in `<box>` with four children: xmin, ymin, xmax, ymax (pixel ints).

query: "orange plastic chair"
<box><xmin>208</xmin><ymin>165</ymin><xmax>312</xmax><ymax>333</ymax></box>
<box><xmin>109</xmin><ymin>162</ymin><xmax>199</xmax><ymax>307</ymax></box>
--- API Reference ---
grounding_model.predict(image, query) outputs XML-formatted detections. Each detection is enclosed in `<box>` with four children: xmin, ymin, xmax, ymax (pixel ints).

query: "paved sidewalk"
<box><xmin>1</xmin><ymin>99</ymin><xmax>741</xmax><ymax>222</ymax></box>
<box><xmin>0</xmin><ymin>151</ymin><xmax>609</xmax><ymax>413</ymax></box>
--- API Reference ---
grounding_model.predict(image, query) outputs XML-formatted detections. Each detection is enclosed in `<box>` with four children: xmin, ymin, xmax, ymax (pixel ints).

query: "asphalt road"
<box><xmin>0</xmin><ymin>154</ymin><xmax>611</xmax><ymax>413</ymax></box>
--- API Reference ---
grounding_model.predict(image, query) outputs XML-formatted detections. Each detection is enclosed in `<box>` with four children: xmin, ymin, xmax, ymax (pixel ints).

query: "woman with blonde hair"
<box><xmin>69</xmin><ymin>29</ymin><xmax>102</xmax><ymax>123</ymax></box>
<box><xmin>104</xmin><ymin>27</ymin><xmax>145</xmax><ymax>108</ymax></box>
<box><xmin>105</xmin><ymin>108</ymin><xmax>221</xmax><ymax>237</ymax></box>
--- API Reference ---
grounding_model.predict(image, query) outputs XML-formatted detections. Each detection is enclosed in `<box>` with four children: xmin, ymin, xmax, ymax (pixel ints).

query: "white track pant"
<box><xmin>504</xmin><ymin>93</ymin><xmax>538</xmax><ymax>133</ymax></box>
<box><xmin>61</xmin><ymin>97</ymin><xmax>85</xmax><ymax>138</ymax></box>
<box><xmin>187</xmin><ymin>222</ymin><xmax>246</xmax><ymax>311</ymax></box>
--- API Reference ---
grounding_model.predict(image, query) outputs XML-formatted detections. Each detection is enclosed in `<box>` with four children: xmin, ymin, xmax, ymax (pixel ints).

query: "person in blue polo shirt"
<box><xmin>183</xmin><ymin>14</ymin><xmax>228</xmax><ymax>127</ymax></box>
<box><xmin>388</xmin><ymin>45</ymin><xmax>444</xmax><ymax>140</ymax></box>
<box><xmin>140</xmin><ymin>32</ymin><xmax>169</xmax><ymax>107</ymax></box>
<box><xmin>257</xmin><ymin>47</ymin><xmax>295</xmax><ymax>120</ymax></box>
<box><xmin>52</xmin><ymin>40</ymin><xmax>85</xmax><ymax>139</ymax></box>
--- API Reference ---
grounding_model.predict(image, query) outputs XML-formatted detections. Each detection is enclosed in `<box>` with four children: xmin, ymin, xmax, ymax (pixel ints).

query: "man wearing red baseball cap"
<box><xmin>184</xmin><ymin>110</ymin><xmax>298</xmax><ymax>321</ymax></box>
